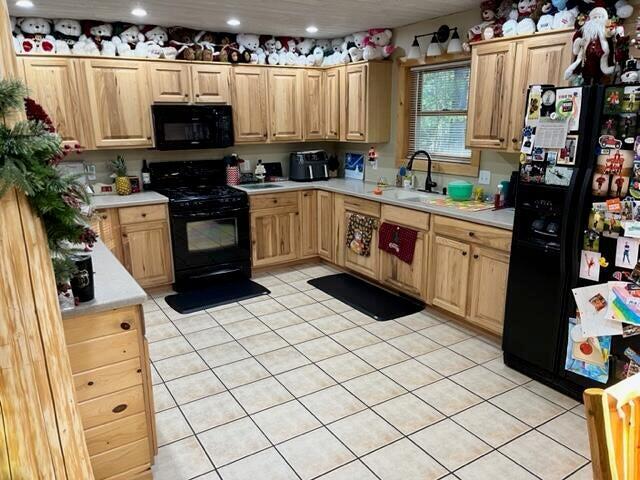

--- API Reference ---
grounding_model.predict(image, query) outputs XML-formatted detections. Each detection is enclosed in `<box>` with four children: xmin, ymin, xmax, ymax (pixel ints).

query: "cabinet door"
<box><xmin>268</xmin><ymin>68</ymin><xmax>303</xmax><ymax>142</ymax></box>
<box><xmin>121</xmin><ymin>221</ymin><xmax>173</xmax><ymax>288</ymax></box>
<box><xmin>317</xmin><ymin>190</ymin><xmax>334</xmax><ymax>261</ymax></box>
<box><xmin>231</xmin><ymin>67</ymin><xmax>269</xmax><ymax>143</ymax></box>
<box><xmin>251</xmin><ymin>207</ymin><xmax>299</xmax><ymax>267</ymax></box>
<box><xmin>379</xmin><ymin>231</ymin><xmax>427</xmax><ymax>300</ymax></box>
<box><xmin>506</xmin><ymin>32</ymin><xmax>573</xmax><ymax>151</ymax></box>
<box><xmin>343</xmin><ymin>211</ymin><xmax>379</xmax><ymax>280</ymax></box>
<box><xmin>303</xmin><ymin>69</ymin><xmax>324</xmax><ymax>140</ymax></box>
<box><xmin>191</xmin><ymin>64</ymin><xmax>230</xmax><ymax>104</ymax></box>
<box><xmin>344</xmin><ymin>64</ymin><xmax>367</xmax><ymax>141</ymax></box>
<box><xmin>466</xmin><ymin>42</ymin><xmax>516</xmax><ymax>150</ymax></box>
<box><xmin>82</xmin><ymin>59</ymin><xmax>152</xmax><ymax>148</ymax></box>
<box><xmin>149</xmin><ymin>62</ymin><xmax>191</xmax><ymax>103</ymax></box>
<box><xmin>299</xmin><ymin>190</ymin><xmax>317</xmax><ymax>258</ymax></box>
<box><xmin>91</xmin><ymin>209</ymin><xmax>123</xmax><ymax>262</ymax></box>
<box><xmin>468</xmin><ymin>246</ymin><xmax>510</xmax><ymax>335</ymax></box>
<box><xmin>324</xmin><ymin>68</ymin><xmax>341</xmax><ymax>140</ymax></box>
<box><xmin>21</xmin><ymin>57</ymin><xmax>87</xmax><ymax>147</ymax></box>
<box><xmin>429</xmin><ymin>235</ymin><xmax>470</xmax><ymax>317</ymax></box>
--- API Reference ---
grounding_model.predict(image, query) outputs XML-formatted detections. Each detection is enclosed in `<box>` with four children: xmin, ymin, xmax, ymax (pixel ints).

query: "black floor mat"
<box><xmin>165</xmin><ymin>278</ymin><xmax>270</xmax><ymax>314</ymax></box>
<box><xmin>308</xmin><ymin>273</ymin><xmax>424</xmax><ymax>321</ymax></box>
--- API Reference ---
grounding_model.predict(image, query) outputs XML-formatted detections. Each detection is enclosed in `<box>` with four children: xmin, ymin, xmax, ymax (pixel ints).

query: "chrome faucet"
<box><xmin>406</xmin><ymin>150</ymin><xmax>437</xmax><ymax>193</ymax></box>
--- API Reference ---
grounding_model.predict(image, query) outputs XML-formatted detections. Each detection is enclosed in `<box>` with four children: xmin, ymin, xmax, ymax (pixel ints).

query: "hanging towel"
<box><xmin>378</xmin><ymin>222</ymin><xmax>418</xmax><ymax>264</ymax></box>
<box><xmin>346</xmin><ymin>213</ymin><xmax>378</xmax><ymax>257</ymax></box>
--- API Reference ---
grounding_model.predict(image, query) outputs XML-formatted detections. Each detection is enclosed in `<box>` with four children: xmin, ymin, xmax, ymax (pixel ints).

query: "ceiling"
<box><xmin>8</xmin><ymin>0</ymin><xmax>478</xmax><ymax>38</ymax></box>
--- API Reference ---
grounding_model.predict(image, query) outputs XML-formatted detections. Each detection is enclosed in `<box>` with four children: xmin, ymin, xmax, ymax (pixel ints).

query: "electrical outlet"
<box><xmin>478</xmin><ymin>170</ymin><xmax>491</xmax><ymax>185</ymax></box>
<box><xmin>241</xmin><ymin>159</ymin><xmax>251</xmax><ymax>173</ymax></box>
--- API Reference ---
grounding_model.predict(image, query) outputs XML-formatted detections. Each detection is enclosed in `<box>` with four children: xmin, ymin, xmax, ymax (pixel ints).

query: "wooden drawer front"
<box><xmin>250</xmin><ymin>192</ymin><xmax>299</xmax><ymax>210</ymax></box>
<box><xmin>85</xmin><ymin>411</ymin><xmax>148</xmax><ymax>456</ymax></box>
<box><xmin>91</xmin><ymin>437</ymin><xmax>150</xmax><ymax>480</ymax></box>
<box><xmin>64</xmin><ymin>306</ymin><xmax>138</xmax><ymax>345</ymax></box>
<box><xmin>79</xmin><ymin>385</ymin><xmax>145</xmax><ymax>430</ymax></box>
<box><xmin>433</xmin><ymin>215</ymin><xmax>511</xmax><ymax>252</ymax></box>
<box><xmin>105</xmin><ymin>465</ymin><xmax>152</xmax><ymax>480</ymax></box>
<box><xmin>344</xmin><ymin>195</ymin><xmax>380</xmax><ymax>218</ymax></box>
<box><xmin>118</xmin><ymin>204</ymin><xmax>167</xmax><ymax>225</ymax></box>
<box><xmin>68</xmin><ymin>330</ymin><xmax>140</xmax><ymax>373</ymax></box>
<box><xmin>381</xmin><ymin>205</ymin><xmax>429</xmax><ymax>231</ymax></box>
<box><xmin>74</xmin><ymin>357</ymin><xmax>143</xmax><ymax>402</ymax></box>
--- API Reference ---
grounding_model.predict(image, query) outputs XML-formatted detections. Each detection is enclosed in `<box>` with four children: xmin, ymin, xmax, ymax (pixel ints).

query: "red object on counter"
<box><xmin>226</xmin><ymin>166</ymin><xmax>240</xmax><ymax>185</ymax></box>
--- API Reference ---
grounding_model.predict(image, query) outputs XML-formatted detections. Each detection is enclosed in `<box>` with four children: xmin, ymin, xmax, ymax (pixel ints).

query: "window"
<box><xmin>407</xmin><ymin>62</ymin><xmax>471</xmax><ymax>163</ymax></box>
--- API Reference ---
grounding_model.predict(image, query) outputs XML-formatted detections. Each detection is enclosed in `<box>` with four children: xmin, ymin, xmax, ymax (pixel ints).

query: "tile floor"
<box><xmin>145</xmin><ymin>262</ymin><xmax>591</xmax><ymax>480</ymax></box>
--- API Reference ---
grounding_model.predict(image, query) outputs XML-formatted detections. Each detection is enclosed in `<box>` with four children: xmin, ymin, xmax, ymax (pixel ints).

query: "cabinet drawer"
<box><xmin>105</xmin><ymin>465</ymin><xmax>152</xmax><ymax>480</ymax></box>
<box><xmin>79</xmin><ymin>385</ymin><xmax>146</xmax><ymax>429</ymax></box>
<box><xmin>432</xmin><ymin>215</ymin><xmax>511</xmax><ymax>252</ymax></box>
<box><xmin>85</xmin><ymin>411</ymin><xmax>148</xmax><ymax>456</ymax></box>
<box><xmin>68</xmin><ymin>330</ymin><xmax>140</xmax><ymax>373</ymax></box>
<box><xmin>250</xmin><ymin>192</ymin><xmax>299</xmax><ymax>210</ymax></box>
<box><xmin>90</xmin><ymin>437</ymin><xmax>150</xmax><ymax>480</ymax></box>
<box><xmin>119</xmin><ymin>204</ymin><xmax>167</xmax><ymax>225</ymax></box>
<box><xmin>381</xmin><ymin>205</ymin><xmax>429</xmax><ymax>231</ymax></box>
<box><xmin>63</xmin><ymin>306</ymin><xmax>139</xmax><ymax>345</ymax></box>
<box><xmin>344</xmin><ymin>195</ymin><xmax>380</xmax><ymax>217</ymax></box>
<box><xmin>74</xmin><ymin>357</ymin><xmax>143</xmax><ymax>402</ymax></box>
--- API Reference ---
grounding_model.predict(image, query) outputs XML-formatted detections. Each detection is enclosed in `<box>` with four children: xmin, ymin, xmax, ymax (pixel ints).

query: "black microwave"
<box><xmin>151</xmin><ymin>104</ymin><xmax>234</xmax><ymax>150</ymax></box>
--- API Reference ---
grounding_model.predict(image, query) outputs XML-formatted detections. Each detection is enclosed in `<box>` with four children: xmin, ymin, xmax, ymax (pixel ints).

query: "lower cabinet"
<box><xmin>317</xmin><ymin>190</ymin><xmax>334</xmax><ymax>261</ymax></box>
<box><xmin>468</xmin><ymin>246</ymin><xmax>510</xmax><ymax>335</ymax></box>
<box><xmin>62</xmin><ymin>305</ymin><xmax>157</xmax><ymax>479</ymax></box>
<box><xmin>250</xmin><ymin>204</ymin><xmax>300</xmax><ymax>267</ymax></box>
<box><xmin>299</xmin><ymin>190</ymin><xmax>317</xmax><ymax>258</ymax></box>
<box><xmin>429</xmin><ymin>235</ymin><xmax>471</xmax><ymax>317</ymax></box>
<box><xmin>92</xmin><ymin>208</ymin><xmax>123</xmax><ymax>260</ymax></box>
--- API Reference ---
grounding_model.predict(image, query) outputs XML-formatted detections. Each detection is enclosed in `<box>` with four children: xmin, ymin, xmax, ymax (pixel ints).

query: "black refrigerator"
<box><xmin>503</xmin><ymin>83</ymin><xmax>640</xmax><ymax>400</ymax></box>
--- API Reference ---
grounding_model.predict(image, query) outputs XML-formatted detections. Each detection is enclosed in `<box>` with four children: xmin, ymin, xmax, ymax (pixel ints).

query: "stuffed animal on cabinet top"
<box><xmin>16</xmin><ymin>17</ymin><xmax>56</xmax><ymax>54</ymax></box>
<box><xmin>52</xmin><ymin>19</ymin><xmax>81</xmax><ymax>54</ymax></box>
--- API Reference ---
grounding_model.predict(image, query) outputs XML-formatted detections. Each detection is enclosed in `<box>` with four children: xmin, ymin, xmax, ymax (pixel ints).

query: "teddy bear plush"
<box><xmin>16</xmin><ymin>17</ymin><xmax>56</xmax><ymax>54</ymax></box>
<box><xmin>10</xmin><ymin>17</ymin><xmax>22</xmax><ymax>53</ymax></box>
<box><xmin>516</xmin><ymin>0</ymin><xmax>540</xmax><ymax>34</ymax></box>
<box><xmin>368</xmin><ymin>28</ymin><xmax>395</xmax><ymax>58</ymax></box>
<box><xmin>52</xmin><ymin>19</ymin><xmax>81</xmax><ymax>54</ymax></box>
<box><xmin>348</xmin><ymin>31</ymin><xmax>368</xmax><ymax>62</ymax></box>
<box><xmin>112</xmin><ymin>24</ymin><xmax>146</xmax><ymax>57</ymax></box>
<box><xmin>89</xmin><ymin>22</ymin><xmax>117</xmax><ymax>55</ymax></box>
<box><xmin>296</xmin><ymin>38</ymin><xmax>315</xmax><ymax>56</ymax></box>
<box><xmin>168</xmin><ymin>26</ymin><xmax>197</xmax><ymax>60</ymax></box>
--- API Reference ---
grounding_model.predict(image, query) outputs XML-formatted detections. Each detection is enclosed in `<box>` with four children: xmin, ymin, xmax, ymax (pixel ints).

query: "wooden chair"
<box><xmin>584</xmin><ymin>375</ymin><xmax>640</xmax><ymax>480</ymax></box>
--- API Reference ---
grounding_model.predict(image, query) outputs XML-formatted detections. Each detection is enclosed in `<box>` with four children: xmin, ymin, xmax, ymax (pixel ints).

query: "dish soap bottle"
<box><xmin>255</xmin><ymin>160</ymin><xmax>266</xmax><ymax>183</ymax></box>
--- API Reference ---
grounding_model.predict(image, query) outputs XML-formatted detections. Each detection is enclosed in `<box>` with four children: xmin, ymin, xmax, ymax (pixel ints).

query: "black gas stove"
<box><xmin>149</xmin><ymin>160</ymin><xmax>250</xmax><ymax>290</ymax></box>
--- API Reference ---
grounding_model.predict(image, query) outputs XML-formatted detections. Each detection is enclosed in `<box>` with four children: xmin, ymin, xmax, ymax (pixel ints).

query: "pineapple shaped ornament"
<box><xmin>111</xmin><ymin>155</ymin><xmax>132</xmax><ymax>195</ymax></box>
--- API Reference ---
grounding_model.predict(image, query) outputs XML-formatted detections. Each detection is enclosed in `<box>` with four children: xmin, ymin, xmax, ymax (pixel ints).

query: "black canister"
<box><xmin>71</xmin><ymin>254</ymin><xmax>95</xmax><ymax>303</ymax></box>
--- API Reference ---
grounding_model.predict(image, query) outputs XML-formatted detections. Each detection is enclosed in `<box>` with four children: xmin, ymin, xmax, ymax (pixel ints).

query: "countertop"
<box><xmin>235</xmin><ymin>179</ymin><xmax>515</xmax><ymax>230</ymax></box>
<box><xmin>91</xmin><ymin>191</ymin><xmax>169</xmax><ymax>209</ymax></box>
<box><xmin>61</xmin><ymin>241</ymin><xmax>147</xmax><ymax>319</ymax></box>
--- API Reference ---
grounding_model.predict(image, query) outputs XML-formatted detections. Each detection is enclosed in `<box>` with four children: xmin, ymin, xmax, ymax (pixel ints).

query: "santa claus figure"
<box><xmin>564</xmin><ymin>7</ymin><xmax>615</xmax><ymax>84</ymax></box>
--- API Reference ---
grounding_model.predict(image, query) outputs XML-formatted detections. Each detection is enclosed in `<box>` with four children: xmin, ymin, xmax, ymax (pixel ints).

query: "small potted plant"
<box><xmin>111</xmin><ymin>155</ymin><xmax>132</xmax><ymax>195</ymax></box>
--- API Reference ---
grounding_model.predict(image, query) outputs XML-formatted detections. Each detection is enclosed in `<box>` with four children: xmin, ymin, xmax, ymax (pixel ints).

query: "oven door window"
<box><xmin>186</xmin><ymin>217</ymin><xmax>237</xmax><ymax>252</ymax></box>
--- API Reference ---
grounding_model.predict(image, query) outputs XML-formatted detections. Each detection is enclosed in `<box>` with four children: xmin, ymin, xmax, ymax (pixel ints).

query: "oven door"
<box><xmin>170</xmin><ymin>207</ymin><xmax>250</xmax><ymax>277</ymax></box>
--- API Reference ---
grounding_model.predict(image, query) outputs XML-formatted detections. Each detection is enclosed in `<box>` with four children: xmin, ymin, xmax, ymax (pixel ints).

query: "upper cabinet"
<box><xmin>467</xmin><ymin>30</ymin><xmax>572</xmax><ymax>151</ymax></box>
<box><xmin>20</xmin><ymin>57</ymin><xmax>88</xmax><ymax>147</ymax></box>
<box><xmin>81</xmin><ymin>59</ymin><xmax>153</xmax><ymax>149</ymax></box>
<box><xmin>303</xmin><ymin>69</ymin><xmax>324</xmax><ymax>140</ymax></box>
<box><xmin>231</xmin><ymin>66</ymin><xmax>269</xmax><ymax>143</ymax></box>
<box><xmin>324</xmin><ymin>68</ymin><xmax>341</xmax><ymax>140</ymax></box>
<box><xmin>191</xmin><ymin>64</ymin><xmax>230</xmax><ymax>104</ymax></box>
<box><xmin>267</xmin><ymin>68</ymin><xmax>303</xmax><ymax>142</ymax></box>
<box><xmin>344</xmin><ymin>64</ymin><xmax>367</xmax><ymax>141</ymax></box>
<box><xmin>149</xmin><ymin>62</ymin><xmax>191</xmax><ymax>103</ymax></box>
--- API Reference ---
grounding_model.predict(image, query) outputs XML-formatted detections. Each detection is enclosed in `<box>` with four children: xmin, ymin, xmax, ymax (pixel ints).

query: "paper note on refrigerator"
<box><xmin>534</xmin><ymin>118</ymin><xmax>570</xmax><ymax>148</ymax></box>
<box><xmin>572</xmin><ymin>284</ymin><xmax>623</xmax><ymax>337</ymax></box>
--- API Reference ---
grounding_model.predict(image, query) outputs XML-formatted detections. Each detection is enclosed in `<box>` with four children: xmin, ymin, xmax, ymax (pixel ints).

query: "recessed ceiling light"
<box><xmin>227</xmin><ymin>18</ymin><xmax>241</xmax><ymax>26</ymax></box>
<box><xmin>15</xmin><ymin>0</ymin><xmax>34</xmax><ymax>8</ymax></box>
<box><xmin>306</xmin><ymin>26</ymin><xmax>318</xmax><ymax>33</ymax></box>
<box><xmin>131</xmin><ymin>7</ymin><xmax>147</xmax><ymax>17</ymax></box>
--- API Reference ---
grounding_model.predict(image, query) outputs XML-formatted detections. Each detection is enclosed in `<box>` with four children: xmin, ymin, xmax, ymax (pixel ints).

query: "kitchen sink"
<box><xmin>241</xmin><ymin>183</ymin><xmax>284</xmax><ymax>190</ymax></box>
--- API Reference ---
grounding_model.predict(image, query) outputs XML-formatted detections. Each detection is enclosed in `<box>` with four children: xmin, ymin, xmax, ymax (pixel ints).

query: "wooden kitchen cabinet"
<box><xmin>121</xmin><ymin>220</ymin><xmax>173</xmax><ymax>289</ymax></box>
<box><xmin>467</xmin><ymin>30</ymin><xmax>572</xmax><ymax>151</ymax></box>
<box><xmin>317</xmin><ymin>190</ymin><xmax>334</xmax><ymax>261</ymax></box>
<box><xmin>268</xmin><ymin>68</ymin><xmax>303</xmax><ymax>142</ymax></box>
<box><xmin>250</xmin><ymin>206</ymin><xmax>299</xmax><ymax>267</ymax></box>
<box><xmin>324</xmin><ymin>68</ymin><xmax>341</xmax><ymax>140</ymax></box>
<box><xmin>148</xmin><ymin>62</ymin><xmax>191</xmax><ymax>103</ymax></box>
<box><xmin>191</xmin><ymin>64</ymin><xmax>230</xmax><ymax>104</ymax></box>
<box><xmin>91</xmin><ymin>208</ymin><xmax>123</xmax><ymax>261</ymax></box>
<box><xmin>231</xmin><ymin>66</ymin><xmax>269</xmax><ymax>143</ymax></box>
<box><xmin>429</xmin><ymin>235</ymin><xmax>470</xmax><ymax>317</ymax></box>
<box><xmin>81</xmin><ymin>59</ymin><xmax>153</xmax><ymax>148</ymax></box>
<box><xmin>337</xmin><ymin>195</ymin><xmax>381</xmax><ymax>280</ymax></box>
<box><xmin>20</xmin><ymin>57</ymin><xmax>88</xmax><ymax>147</ymax></box>
<box><xmin>468</xmin><ymin>246</ymin><xmax>510</xmax><ymax>335</ymax></box>
<box><xmin>344</xmin><ymin>64</ymin><xmax>367</xmax><ymax>141</ymax></box>
<box><xmin>299</xmin><ymin>190</ymin><xmax>317</xmax><ymax>258</ymax></box>
<box><xmin>303</xmin><ymin>69</ymin><xmax>324</xmax><ymax>140</ymax></box>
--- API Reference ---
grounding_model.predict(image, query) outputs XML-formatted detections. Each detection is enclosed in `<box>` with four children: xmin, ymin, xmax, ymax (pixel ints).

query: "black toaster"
<box><xmin>289</xmin><ymin>150</ymin><xmax>329</xmax><ymax>182</ymax></box>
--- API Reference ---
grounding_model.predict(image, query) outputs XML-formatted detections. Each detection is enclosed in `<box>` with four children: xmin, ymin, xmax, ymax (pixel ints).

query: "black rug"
<box><xmin>165</xmin><ymin>278</ymin><xmax>270</xmax><ymax>314</ymax></box>
<box><xmin>308</xmin><ymin>273</ymin><xmax>424</xmax><ymax>321</ymax></box>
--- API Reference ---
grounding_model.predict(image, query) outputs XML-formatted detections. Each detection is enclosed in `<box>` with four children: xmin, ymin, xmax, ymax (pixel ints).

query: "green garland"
<box><xmin>0</xmin><ymin>79</ymin><xmax>97</xmax><ymax>285</ymax></box>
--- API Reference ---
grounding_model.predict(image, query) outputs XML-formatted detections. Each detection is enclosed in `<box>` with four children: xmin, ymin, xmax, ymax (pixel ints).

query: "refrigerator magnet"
<box><xmin>609</xmin><ymin>175</ymin><xmax>630</xmax><ymax>198</ymax></box>
<box><xmin>621</xmin><ymin>85</ymin><xmax>640</xmax><ymax>113</ymax></box>
<box><xmin>604</xmin><ymin>87</ymin><xmax>623</xmax><ymax>114</ymax></box>
<box><xmin>592</xmin><ymin>172</ymin><xmax>610</xmax><ymax>197</ymax></box>
<box><xmin>526</xmin><ymin>86</ymin><xmax>542</xmax><ymax>126</ymax></box>
<box><xmin>540</xmin><ymin>88</ymin><xmax>556</xmax><ymax>117</ymax></box>
<box><xmin>556</xmin><ymin>87</ymin><xmax>582</xmax><ymax>131</ymax></box>
<box><xmin>545</xmin><ymin>165</ymin><xmax>572</xmax><ymax>186</ymax></box>
<box><xmin>583</xmin><ymin>230</ymin><xmax>600</xmax><ymax>252</ymax></box>
<box><xmin>580</xmin><ymin>250</ymin><xmax>601</xmax><ymax>281</ymax></box>
<box><xmin>532</xmin><ymin>147</ymin><xmax>545</xmax><ymax>162</ymax></box>
<box><xmin>618</xmin><ymin>114</ymin><xmax>637</xmax><ymax>147</ymax></box>
<box><xmin>615</xmin><ymin>237</ymin><xmax>640</xmax><ymax>268</ymax></box>
<box><xmin>558</xmin><ymin>135</ymin><xmax>578</xmax><ymax>165</ymax></box>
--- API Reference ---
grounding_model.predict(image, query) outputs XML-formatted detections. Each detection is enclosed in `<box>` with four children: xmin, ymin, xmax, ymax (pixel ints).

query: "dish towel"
<box><xmin>378</xmin><ymin>222</ymin><xmax>418</xmax><ymax>264</ymax></box>
<box><xmin>346</xmin><ymin>213</ymin><xmax>378</xmax><ymax>257</ymax></box>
